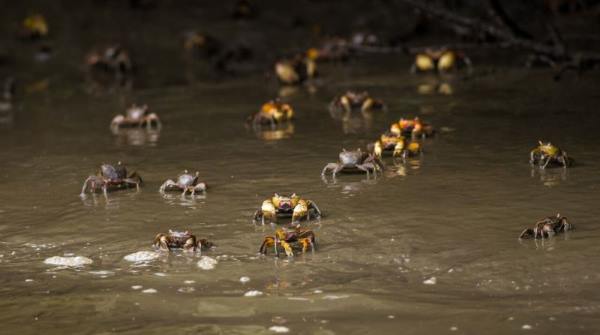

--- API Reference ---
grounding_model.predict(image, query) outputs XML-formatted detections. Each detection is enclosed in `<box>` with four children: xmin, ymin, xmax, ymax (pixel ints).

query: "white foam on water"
<box><xmin>322</xmin><ymin>295</ymin><xmax>350</xmax><ymax>300</ymax></box>
<box><xmin>269</xmin><ymin>326</ymin><xmax>290</xmax><ymax>333</ymax></box>
<box><xmin>154</xmin><ymin>272</ymin><xmax>167</xmax><ymax>277</ymax></box>
<box><xmin>89</xmin><ymin>270</ymin><xmax>114</xmax><ymax>276</ymax></box>
<box><xmin>123</xmin><ymin>251</ymin><xmax>160</xmax><ymax>263</ymax></box>
<box><xmin>44</xmin><ymin>256</ymin><xmax>93</xmax><ymax>267</ymax></box>
<box><xmin>197</xmin><ymin>256</ymin><xmax>217</xmax><ymax>270</ymax></box>
<box><xmin>522</xmin><ymin>325</ymin><xmax>532</xmax><ymax>330</ymax></box>
<box><xmin>244</xmin><ymin>290</ymin><xmax>263</xmax><ymax>297</ymax></box>
<box><xmin>25</xmin><ymin>279</ymin><xmax>34</xmax><ymax>282</ymax></box>
<box><xmin>131</xmin><ymin>285</ymin><xmax>143</xmax><ymax>290</ymax></box>
<box><xmin>177</xmin><ymin>287</ymin><xmax>195</xmax><ymax>293</ymax></box>
<box><xmin>184</xmin><ymin>280</ymin><xmax>195</xmax><ymax>284</ymax></box>
<box><xmin>240</xmin><ymin>276</ymin><xmax>250</xmax><ymax>283</ymax></box>
<box><xmin>423</xmin><ymin>277</ymin><xmax>437</xmax><ymax>285</ymax></box>
<box><xmin>142</xmin><ymin>288</ymin><xmax>157</xmax><ymax>294</ymax></box>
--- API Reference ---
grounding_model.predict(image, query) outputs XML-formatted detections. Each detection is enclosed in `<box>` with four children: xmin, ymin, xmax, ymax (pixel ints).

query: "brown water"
<box><xmin>2</xmin><ymin>63</ymin><xmax>600</xmax><ymax>334</ymax></box>
<box><xmin>2</xmin><ymin>2</ymin><xmax>600</xmax><ymax>334</ymax></box>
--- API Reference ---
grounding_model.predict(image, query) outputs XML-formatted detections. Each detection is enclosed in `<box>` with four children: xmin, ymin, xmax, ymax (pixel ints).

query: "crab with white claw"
<box><xmin>321</xmin><ymin>148</ymin><xmax>384</xmax><ymax>178</ymax></box>
<box><xmin>254</xmin><ymin>193</ymin><xmax>322</xmax><ymax>225</ymax></box>
<box><xmin>390</xmin><ymin>117</ymin><xmax>434</xmax><ymax>139</ymax></box>
<box><xmin>274</xmin><ymin>54</ymin><xmax>317</xmax><ymax>85</ymax></box>
<box><xmin>259</xmin><ymin>227</ymin><xmax>316</xmax><ymax>257</ymax></box>
<box><xmin>153</xmin><ymin>230</ymin><xmax>213</xmax><ymax>252</ymax></box>
<box><xmin>411</xmin><ymin>48</ymin><xmax>472</xmax><ymax>74</ymax></box>
<box><xmin>111</xmin><ymin>104</ymin><xmax>161</xmax><ymax>130</ymax></box>
<box><xmin>159</xmin><ymin>170</ymin><xmax>207</xmax><ymax>195</ymax></box>
<box><xmin>373</xmin><ymin>135</ymin><xmax>422</xmax><ymax>162</ymax></box>
<box><xmin>530</xmin><ymin>141</ymin><xmax>572</xmax><ymax>169</ymax></box>
<box><xmin>86</xmin><ymin>45</ymin><xmax>133</xmax><ymax>77</ymax></box>
<box><xmin>80</xmin><ymin>162</ymin><xmax>142</xmax><ymax>197</ymax></box>
<box><xmin>329</xmin><ymin>91</ymin><xmax>385</xmax><ymax>115</ymax></box>
<box><xmin>519</xmin><ymin>213</ymin><xmax>574</xmax><ymax>239</ymax></box>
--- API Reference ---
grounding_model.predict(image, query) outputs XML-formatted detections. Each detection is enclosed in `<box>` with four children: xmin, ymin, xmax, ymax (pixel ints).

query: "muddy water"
<box><xmin>1</xmin><ymin>58</ymin><xmax>600</xmax><ymax>335</ymax></box>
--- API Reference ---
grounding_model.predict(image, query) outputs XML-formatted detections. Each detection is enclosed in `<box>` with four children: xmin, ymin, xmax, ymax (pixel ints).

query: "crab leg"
<box><xmin>321</xmin><ymin>163</ymin><xmax>339</xmax><ymax>176</ymax></box>
<box><xmin>80</xmin><ymin>176</ymin><xmax>93</xmax><ymax>195</ymax></box>
<box><xmin>308</xmin><ymin>201</ymin><xmax>322</xmax><ymax>218</ymax></box>
<box><xmin>123</xmin><ymin>178</ymin><xmax>141</xmax><ymax>191</ymax></box>
<box><xmin>159</xmin><ymin>179</ymin><xmax>177</xmax><ymax>193</ymax></box>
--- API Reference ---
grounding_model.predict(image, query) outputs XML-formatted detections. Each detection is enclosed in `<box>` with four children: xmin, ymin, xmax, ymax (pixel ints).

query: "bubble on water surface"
<box><xmin>269</xmin><ymin>326</ymin><xmax>290</xmax><ymax>333</ymax></box>
<box><xmin>44</xmin><ymin>256</ymin><xmax>92</xmax><ymax>267</ymax></box>
<box><xmin>123</xmin><ymin>251</ymin><xmax>160</xmax><ymax>263</ymax></box>
<box><xmin>244</xmin><ymin>290</ymin><xmax>263</xmax><ymax>297</ymax></box>
<box><xmin>423</xmin><ymin>277</ymin><xmax>437</xmax><ymax>285</ymax></box>
<box><xmin>197</xmin><ymin>256</ymin><xmax>217</xmax><ymax>270</ymax></box>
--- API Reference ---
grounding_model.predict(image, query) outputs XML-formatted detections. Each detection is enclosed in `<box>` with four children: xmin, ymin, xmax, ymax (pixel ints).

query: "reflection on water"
<box><xmin>249</xmin><ymin>122</ymin><xmax>295</xmax><ymax>141</ymax></box>
<box><xmin>531</xmin><ymin>167</ymin><xmax>568</xmax><ymax>187</ymax></box>
<box><xmin>112</xmin><ymin>127</ymin><xmax>160</xmax><ymax>146</ymax></box>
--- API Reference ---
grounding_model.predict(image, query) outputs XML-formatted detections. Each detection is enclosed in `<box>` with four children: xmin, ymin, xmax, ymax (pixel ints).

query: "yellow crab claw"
<box><xmin>305</xmin><ymin>58</ymin><xmax>317</xmax><ymax>78</ymax></box>
<box><xmin>281</xmin><ymin>241</ymin><xmax>294</xmax><ymax>257</ymax></box>
<box><xmin>283</xmin><ymin>104</ymin><xmax>294</xmax><ymax>119</ymax></box>
<box><xmin>393</xmin><ymin>141</ymin><xmax>405</xmax><ymax>157</ymax></box>
<box><xmin>292</xmin><ymin>200</ymin><xmax>308</xmax><ymax>222</ymax></box>
<box><xmin>275</xmin><ymin>62</ymin><xmax>299</xmax><ymax>84</ymax></box>
<box><xmin>271</xmin><ymin>194</ymin><xmax>281</xmax><ymax>208</ymax></box>
<box><xmin>24</xmin><ymin>14</ymin><xmax>48</xmax><ymax>36</ymax></box>
<box><xmin>361</xmin><ymin>98</ymin><xmax>374</xmax><ymax>112</ymax></box>
<box><xmin>438</xmin><ymin>51</ymin><xmax>456</xmax><ymax>72</ymax></box>
<box><xmin>407</xmin><ymin>141</ymin><xmax>421</xmax><ymax>154</ymax></box>
<box><xmin>390</xmin><ymin>123</ymin><xmax>401</xmax><ymax>136</ymax></box>
<box><xmin>374</xmin><ymin>141</ymin><xmax>383</xmax><ymax>158</ymax></box>
<box><xmin>415</xmin><ymin>54</ymin><xmax>434</xmax><ymax>72</ymax></box>
<box><xmin>306</xmin><ymin>48</ymin><xmax>319</xmax><ymax>61</ymax></box>
<box><xmin>290</xmin><ymin>193</ymin><xmax>300</xmax><ymax>207</ymax></box>
<box><xmin>261</xmin><ymin>200</ymin><xmax>276</xmax><ymax>219</ymax></box>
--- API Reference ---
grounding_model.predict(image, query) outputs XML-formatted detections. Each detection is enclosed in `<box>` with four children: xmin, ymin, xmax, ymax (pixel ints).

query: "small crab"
<box><xmin>86</xmin><ymin>45</ymin><xmax>133</xmax><ymax>76</ymax></box>
<box><xmin>80</xmin><ymin>162</ymin><xmax>142</xmax><ymax>196</ymax></box>
<box><xmin>247</xmin><ymin>99</ymin><xmax>294</xmax><ymax>127</ymax></box>
<box><xmin>373</xmin><ymin>135</ymin><xmax>421</xmax><ymax>160</ymax></box>
<box><xmin>390</xmin><ymin>117</ymin><xmax>434</xmax><ymax>139</ymax></box>
<box><xmin>153</xmin><ymin>230</ymin><xmax>213</xmax><ymax>251</ymax></box>
<box><xmin>411</xmin><ymin>48</ymin><xmax>472</xmax><ymax>73</ymax></box>
<box><xmin>159</xmin><ymin>170</ymin><xmax>207</xmax><ymax>195</ymax></box>
<box><xmin>259</xmin><ymin>227</ymin><xmax>316</xmax><ymax>257</ymax></box>
<box><xmin>19</xmin><ymin>14</ymin><xmax>48</xmax><ymax>39</ymax></box>
<box><xmin>254</xmin><ymin>193</ymin><xmax>322</xmax><ymax>224</ymax></box>
<box><xmin>519</xmin><ymin>213</ymin><xmax>574</xmax><ymax>239</ymax></box>
<box><xmin>274</xmin><ymin>54</ymin><xmax>317</xmax><ymax>85</ymax></box>
<box><xmin>329</xmin><ymin>91</ymin><xmax>385</xmax><ymax>114</ymax></box>
<box><xmin>110</xmin><ymin>104</ymin><xmax>161</xmax><ymax>130</ymax></box>
<box><xmin>530</xmin><ymin>141</ymin><xmax>572</xmax><ymax>169</ymax></box>
<box><xmin>321</xmin><ymin>148</ymin><xmax>384</xmax><ymax>177</ymax></box>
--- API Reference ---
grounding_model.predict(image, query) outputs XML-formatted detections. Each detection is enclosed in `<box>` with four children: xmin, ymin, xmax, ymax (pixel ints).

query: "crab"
<box><xmin>329</xmin><ymin>91</ymin><xmax>385</xmax><ymax>114</ymax></box>
<box><xmin>390</xmin><ymin>117</ymin><xmax>434</xmax><ymax>139</ymax></box>
<box><xmin>86</xmin><ymin>45</ymin><xmax>133</xmax><ymax>76</ymax></box>
<box><xmin>321</xmin><ymin>148</ymin><xmax>384</xmax><ymax>177</ymax></box>
<box><xmin>254</xmin><ymin>193</ymin><xmax>322</xmax><ymax>224</ymax></box>
<box><xmin>411</xmin><ymin>48</ymin><xmax>472</xmax><ymax>73</ymax></box>
<box><xmin>259</xmin><ymin>227</ymin><xmax>316</xmax><ymax>257</ymax></box>
<box><xmin>530</xmin><ymin>141</ymin><xmax>572</xmax><ymax>169</ymax></box>
<box><xmin>184</xmin><ymin>31</ymin><xmax>222</xmax><ymax>59</ymax></box>
<box><xmin>248</xmin><ymin>99</ymin><xmax>294</xmax><ymax>127</ymax></box>
<box><xmin>373</xmin><ymin>135</ymin><xmax>421</xmax><ymax>160</ymax></box>
<box><xmin>159</xmin><ymin>170</ymin><xmax>207</xmax><ymax>195</ymax></box>
<box><xmin>19</xmin><ymin>14</ymin><xmax>48</xmax><ymax>39</ymax></box>
<box><xmin>110</xmin><ymin>104</ymin><xmax>161</xmax><ymax>130</ymax></box>
<box><xmin>274</xmin><ymin>54</ymin><xmax>317</xmax><ymax>85</ymax></box>
<box><xmin>519</xmin><ymin>213</ymin><xmax>574</xmax><ymax>239</ymax></box>
<box><xmin>153</xmin><ymin>230</ymin><xmax>213</xmax><ymax>251</ymax></box>
<box><xmin>80</xmin><ymin>162</ymin><xmax>142</xmax><ymax>196</ymax></box>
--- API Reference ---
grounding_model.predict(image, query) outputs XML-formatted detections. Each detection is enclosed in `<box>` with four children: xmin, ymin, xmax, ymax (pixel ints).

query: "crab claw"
<box><xmin>258</xmin><ymin>200</ymin><xmax>276</xmax><ymax>224</ymax></box>
<box><xmin>110</xmin><ymin>114</ymin><xmax>125</xmax><ymax>129</ymax></box>
<box><xmin>292</xmin><ymin>200</ymin><xmax>308</xmax><ymax>223</ymax></box>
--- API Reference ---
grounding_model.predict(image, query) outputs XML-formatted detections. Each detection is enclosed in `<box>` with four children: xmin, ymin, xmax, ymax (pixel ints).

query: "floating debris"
<box><xmin>269</xmin><ymin>326</ymin><xmax>290</xmax><ymax>333</ymax></box>
<box><xmin>123</xmin><ymin>251</ymin><xmax>160</xmax><ymax>263</ymax></box>
<box><xmin>244</xmin><ymin>290</ymin><xmax>263</xmax><ymax>297</ymax></box>
<box><xmin>197</xmin><ymin>256</ymin><xmax>217</xmax><ymax>270</ymax></box>
<box><xmin>44</xmin><ymin>256</ymin><xmax>92</xmax><ymax>267</ymax></box>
